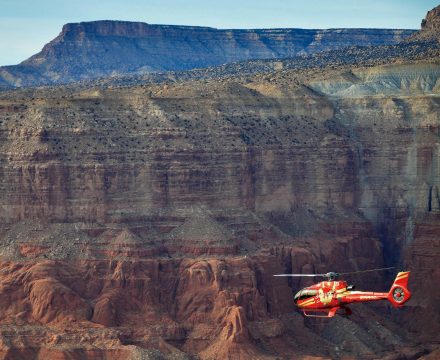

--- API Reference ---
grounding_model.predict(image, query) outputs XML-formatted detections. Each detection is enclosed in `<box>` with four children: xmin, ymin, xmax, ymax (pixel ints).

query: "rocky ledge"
<box><xmin>0</xmin><ymin>5</ymin><xmax>438</xmax><ymax>360</ymax></box>
<box><xmin>0</xmin><ymin>59</ymin><xmax>439</xmax><ymax>358</ymax></box>
<box><xmin>0</xmin><ymin>21</ymin><xmax>415</xmax><ymax>87</ymax></box>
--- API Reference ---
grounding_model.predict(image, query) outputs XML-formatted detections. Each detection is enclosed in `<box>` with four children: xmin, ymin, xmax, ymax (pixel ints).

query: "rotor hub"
<box><xmin>324</xmin><ymin>272</ymin><xmax>339</xmax><ymax>281</ymax></box>
<box><xmin>393</xmin><ymin>287</ymin><xmax>405</xmax><ymax>303</ymax></box>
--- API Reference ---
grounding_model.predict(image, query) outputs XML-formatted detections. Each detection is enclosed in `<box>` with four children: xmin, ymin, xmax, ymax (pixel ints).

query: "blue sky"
<box><xmin>0</xmin><ymin>0</ymin><xmax>438</xmax><ymax>66</ymax></box>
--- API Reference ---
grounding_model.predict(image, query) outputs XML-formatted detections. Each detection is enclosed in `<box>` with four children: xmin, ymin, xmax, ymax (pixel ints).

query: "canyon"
<box><xmin>0</xmin><ymin>60</ymin><xmax>439</xmax><ymax>358</ymax></box>
<box><xmin>0</xmin><ymin>4</ymin><xmax>439</xmax><ymax>360</ymax></box>
<box><xmin>0</xmin><ymin>21</ymin><xmax>415</xmax><ymax>87</ymax></box>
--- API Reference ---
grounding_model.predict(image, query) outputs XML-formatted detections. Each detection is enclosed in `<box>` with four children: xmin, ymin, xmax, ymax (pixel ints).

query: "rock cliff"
<box><xmin>0</xmin><ymin>5</ymin><xmax>439</xmax><ymax>360</ymax></box>
<box><xmin>422</xmin><ymin>5</ymin><xmax>440</xmax><ymax>32</ymax></box>
<box><xmin>0</xmin><ymin>21</ymin><xmax>415</xmax><ymax>87</ymax></box>
<box><xmin>0</xmin><ymin>57</ymin><xmax>439</xmax><ymax>358</ymax></box>
<box><xmin>408</xmin><ymin>4</ymin><xmax>440</xmax><ymax>42</ymax></box>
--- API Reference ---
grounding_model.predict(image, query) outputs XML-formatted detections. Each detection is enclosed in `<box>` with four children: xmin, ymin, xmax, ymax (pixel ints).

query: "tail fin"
<box><xmin>387</xmin><ymin>271</ymin><xmax>411</xmax><ymax>307</ymax></box>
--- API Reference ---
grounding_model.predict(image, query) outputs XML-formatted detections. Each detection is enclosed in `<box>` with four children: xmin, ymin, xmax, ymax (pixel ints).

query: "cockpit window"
<box><xmin>294</xmin><ymin>289</ymin><xmax>318</xmax><ymax>303</ymax></box>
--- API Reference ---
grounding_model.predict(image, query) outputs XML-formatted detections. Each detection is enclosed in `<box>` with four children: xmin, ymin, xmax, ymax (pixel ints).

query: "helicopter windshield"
<box><xmin>294</xmin><ymin>289</ymin><xmax>318</xmax><ymax>304</ymax></box>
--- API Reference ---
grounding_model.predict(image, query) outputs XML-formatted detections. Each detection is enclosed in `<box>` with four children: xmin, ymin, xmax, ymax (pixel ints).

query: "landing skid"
<box><xmin>302</xmin><ymin>306</ymin><xmax>352</xmax><ymax>318</ymax></box>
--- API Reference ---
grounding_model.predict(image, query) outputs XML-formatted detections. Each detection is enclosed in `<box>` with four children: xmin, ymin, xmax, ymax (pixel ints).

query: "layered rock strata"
<box><xmin>0</xmin><ymin>21</ymin><xmax>415</xmax><ymax>87</ymax></box>
<box><xmin>0</xmin><ymin>58</ymin><xmax>439</xmax><ymax>358</ymax></box>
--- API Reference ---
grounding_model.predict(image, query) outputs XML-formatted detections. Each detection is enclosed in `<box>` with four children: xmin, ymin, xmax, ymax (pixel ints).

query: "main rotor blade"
<box><xmin>337</xmin><ymin>266</ymin><xmax>395</xmax><ymax>275</ymax></box>
<box><xmin>273</xmin><ymin>274</ymin><xmax>322</xmax><ymax>277</ymax></box>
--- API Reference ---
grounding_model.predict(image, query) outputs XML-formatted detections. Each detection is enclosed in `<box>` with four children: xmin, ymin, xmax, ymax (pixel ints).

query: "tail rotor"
<box><xmin>387</xmin><ymin>271</ymin><xmax>411</xmax><ymax>307</ymax></box>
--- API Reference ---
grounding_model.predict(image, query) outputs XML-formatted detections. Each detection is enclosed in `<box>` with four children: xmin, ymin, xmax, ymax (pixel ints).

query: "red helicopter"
<box><xmin>274</xmin><ymin>267</ymin><xmax>411</xmax><ymax>317</ymax></box>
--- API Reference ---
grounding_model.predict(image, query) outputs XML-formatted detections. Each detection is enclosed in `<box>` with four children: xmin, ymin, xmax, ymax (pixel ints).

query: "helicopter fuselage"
<box><xmin>292</xmin><ymin>272</ymin><xmax>411</xmax><ymax>317</ymax></box>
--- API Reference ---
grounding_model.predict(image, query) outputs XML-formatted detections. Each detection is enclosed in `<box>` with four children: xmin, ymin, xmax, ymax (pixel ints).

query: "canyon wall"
<box><xmin>0</xmin><ymin>21</ymin><xmax>415</xmax><ymax>87</ymax></box>
<box><xmin>0</xmin><ymin>60</ymin><xmax>438</xmax><ymax>358</ymax></box>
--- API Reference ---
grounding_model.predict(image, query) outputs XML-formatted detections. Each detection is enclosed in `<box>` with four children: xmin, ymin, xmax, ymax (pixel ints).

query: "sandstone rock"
<box><xmin>28</xmin><ymin>278</ymin><xmax>92</xmax><ymax>324</ymax></box>
<box><xmin>0</xmin><ymin>21</ymin><xmax>415</xmax><ymax>87</ymax></box>
<box><xmin>0</xmin><ymin>33</ymin><xmax>439</xmax><ymax>359</ymax></box>
<box><xmin>407</xmin><ymin>4</ymin><xmax>440</xmax><ymax>42</ymax></box>
<box><xmin>422</xmin><ymin>5</ymin><xmax>440</xmax><ymax>32</ymax></box>
<box><xmin>166</xmin><ymin>210</ymin><xmax>237</xmax><ymax>255</ymax></box>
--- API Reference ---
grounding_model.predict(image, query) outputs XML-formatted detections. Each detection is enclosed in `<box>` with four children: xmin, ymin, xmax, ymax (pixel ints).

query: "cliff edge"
<box><xmin>0</xmin><ymin>21</ymin><xmax>415</xmax><ymax>87</ymax></box>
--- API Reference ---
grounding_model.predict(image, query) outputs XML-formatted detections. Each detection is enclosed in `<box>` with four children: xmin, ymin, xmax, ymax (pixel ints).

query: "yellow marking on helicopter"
<box><xmin>299</xmin><ymin>298</ymin><xmax>315</xmax><ymax>307</ymax></box>
<box><xmin>396</xmin><ymin>272</ymin><xmax>409</xmax><ymax>280</ymax></box>
<box><xmin>300</xmin><ymin>298</ymin><xmax>315</xmax><ymax>305</ymax></box>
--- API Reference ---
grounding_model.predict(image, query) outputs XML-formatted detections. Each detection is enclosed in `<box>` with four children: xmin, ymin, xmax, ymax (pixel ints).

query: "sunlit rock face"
<box><xmin>0</xmin><ymin>9</ymin><xmax>438</xmax><ymax>359</ymax></box>
<box><xmin>0</xmin><ymin>57</ymin><xmax>438</xmax><ymax>358</ymax></box>
<box><xmin>0</xmin><ymin>20</ymin><xmax>415</xmax><ymax>87</ymax></box>
<box><xmin>408</xmin><ymin>3</ymin><xmax>440</xmax><ymax>42</ymax></box>
<box><xmin>422</xmin><ymin>4</ymin><xmax>440</xmax><ymax>32</ymax></box>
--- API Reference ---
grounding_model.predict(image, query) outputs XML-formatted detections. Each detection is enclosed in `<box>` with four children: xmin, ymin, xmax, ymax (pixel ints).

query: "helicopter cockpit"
<box><xmin>293</xmin><ymin>289</ymin><xmax>318</xmax><ymax>304</ymax></box>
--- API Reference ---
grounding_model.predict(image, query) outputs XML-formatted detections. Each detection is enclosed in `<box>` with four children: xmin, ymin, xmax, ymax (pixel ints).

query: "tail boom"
<box><xmin>337</xmin><ymin>271</ymin><xmax>411</xmax><ymax>308</ymax></box>
<box><xmin>338</xmin><ymin>291</ymin><xmax>388</xmax><ymax>305</ymax></box>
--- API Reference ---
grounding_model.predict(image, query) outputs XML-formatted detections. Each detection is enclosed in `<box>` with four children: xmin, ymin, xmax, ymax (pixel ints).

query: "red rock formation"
<box><xmin>0</xmin><ymin>54</ymin><xmax>439</xmax><ymax>358</ymax></box>
<box><xmin>0</xmin><ymin>221</ymin><xmax>405</xmax><ymax>358</ymax></box>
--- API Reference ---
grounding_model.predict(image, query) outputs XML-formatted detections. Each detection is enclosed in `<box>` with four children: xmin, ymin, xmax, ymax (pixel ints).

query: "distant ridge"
<box><xmin>0</xmin><ymin>20</ymin><xmax>415</xmax><ymax>88</ymax></box>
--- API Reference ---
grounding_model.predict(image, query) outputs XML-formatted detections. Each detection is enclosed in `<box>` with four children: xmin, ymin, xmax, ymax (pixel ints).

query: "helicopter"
<box><xmin>274</xmin><ymin>267</ymin><xmax>411</xmax><ymax>317</ymax></box>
